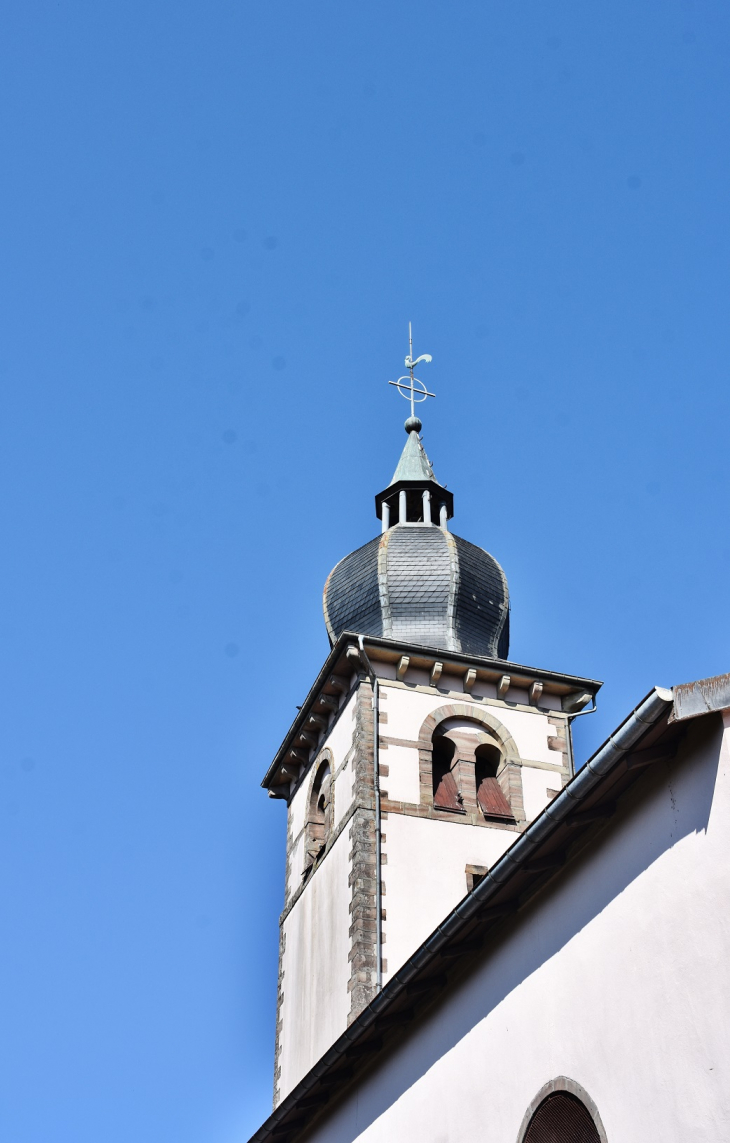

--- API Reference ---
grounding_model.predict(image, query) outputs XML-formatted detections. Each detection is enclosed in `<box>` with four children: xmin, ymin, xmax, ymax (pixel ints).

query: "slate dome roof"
<box><xmin>322</xmin><ymin>419</ymin><xmax>509</xmax><ymax>659</ymax></box>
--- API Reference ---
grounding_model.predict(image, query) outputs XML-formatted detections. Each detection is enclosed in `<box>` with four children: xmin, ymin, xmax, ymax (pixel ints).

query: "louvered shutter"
<box><xmin>476</xmin><ymin>775</ymin><xmax>513</xmax><ymax>819</ymax></box>
<box><xmin>434</xmin><ymin>768</ymin><xmax>462</xmax><ymax>811</ymax></box>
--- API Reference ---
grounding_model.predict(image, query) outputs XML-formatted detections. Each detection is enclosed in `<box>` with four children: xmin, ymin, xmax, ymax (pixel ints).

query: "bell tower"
<box><xmin>262</xmin><ymin>335</ymin><xmax>600</xmax><ymax>1106</ymax></box>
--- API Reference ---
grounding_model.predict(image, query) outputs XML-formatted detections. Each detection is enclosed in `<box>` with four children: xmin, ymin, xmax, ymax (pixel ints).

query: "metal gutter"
<box><xmin>250</xmin><ymin>683</ymin><xmax>673</xmax><ymax>1143</ymax></box>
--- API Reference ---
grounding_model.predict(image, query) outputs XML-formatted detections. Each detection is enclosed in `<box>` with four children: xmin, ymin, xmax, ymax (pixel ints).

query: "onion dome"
<box><xmin>323</xmin><ymin>418</ymin><xmax>509</xmax><ymax>658</ymax></box>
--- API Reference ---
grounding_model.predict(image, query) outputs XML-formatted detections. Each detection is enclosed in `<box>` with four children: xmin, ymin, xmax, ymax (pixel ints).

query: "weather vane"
<box><xmin>388</xmin><ymin>322</ymin><xmax>435</xmax><ymax>421</ymax></box>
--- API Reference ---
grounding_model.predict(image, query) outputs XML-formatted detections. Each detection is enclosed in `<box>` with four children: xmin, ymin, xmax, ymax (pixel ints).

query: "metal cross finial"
<box><xmin>388</xmin><ymin>322</ymin><xmax>435</xmax><ymax>420</ymax></box>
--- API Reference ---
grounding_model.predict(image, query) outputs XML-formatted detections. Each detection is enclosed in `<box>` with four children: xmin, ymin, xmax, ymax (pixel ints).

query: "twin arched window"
<box><xmin>431</xmin><ymin>721</ymin><xmax>514</xmax><ymax>820</ymax></box>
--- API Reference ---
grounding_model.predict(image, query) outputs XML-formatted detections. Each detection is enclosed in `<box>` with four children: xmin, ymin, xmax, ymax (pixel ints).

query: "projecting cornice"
<box><xmin>261</xmin><ymin>631</ymin><xmax>602</xmax><ymax>797</ymax></box>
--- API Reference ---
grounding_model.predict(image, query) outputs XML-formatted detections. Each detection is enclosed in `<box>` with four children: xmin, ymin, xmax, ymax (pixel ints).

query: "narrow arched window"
<box><xmin>474</xmin><ymin>743</ymin><xmax>513</xmax><ymax>821</ymax></box>
<box><xmin>523</xmin><ymin>1092</ymin><xmax>601</xmax><ymax>1143</ymax></box>
<box><xmin>303</xmin><ymin>761</ymin><xmax>332</xmax><ymax>875</ymax></box>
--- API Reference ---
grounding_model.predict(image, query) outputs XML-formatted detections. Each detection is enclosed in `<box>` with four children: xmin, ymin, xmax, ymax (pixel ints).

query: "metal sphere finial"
<box><xmin>405</xmin><ymin>416</ymin><xmax>422</xmax><ymax>434</ymax></box>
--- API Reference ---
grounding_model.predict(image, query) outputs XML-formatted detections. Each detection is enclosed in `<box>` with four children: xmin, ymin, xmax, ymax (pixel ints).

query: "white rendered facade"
<box><xmin>262</xmin><ymin>693</ymin><xmax>730</xmax><ymax>1143</ymax></box>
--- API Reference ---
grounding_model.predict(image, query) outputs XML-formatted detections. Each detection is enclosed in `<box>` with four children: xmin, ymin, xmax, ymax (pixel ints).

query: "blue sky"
<box><xmin>1</xmin><ymin>2</ymin><xmax>728</xmax><ymax>1140</ymax></box>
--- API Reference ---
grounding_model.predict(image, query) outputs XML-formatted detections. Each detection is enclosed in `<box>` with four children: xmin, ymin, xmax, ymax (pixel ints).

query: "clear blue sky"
<box><xmin>1</xmin><ymin>2</ymin><xmax>728</xmax><ymax>1140</ymax></box>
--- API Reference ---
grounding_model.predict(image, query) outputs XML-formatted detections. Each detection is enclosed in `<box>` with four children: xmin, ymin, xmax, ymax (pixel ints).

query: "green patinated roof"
<box><xmin>389</xmin><ymin>430</ymin><xmax>441</xmax><ymax>485</ymax></box>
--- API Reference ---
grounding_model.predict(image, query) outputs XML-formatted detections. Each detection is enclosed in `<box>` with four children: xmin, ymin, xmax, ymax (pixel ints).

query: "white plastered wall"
<box><xmin>278</xmin><ymin>688</ymin><xmax>360</xmax><ymax>1096</ymax></box>
<box><xmin>278</xmin><ymin>828</ymin><xmax>352</xmax><ymax>1101</ymax></box>
<box><xmin>382</xmin><ymin>744</ymin><xmax>420</xmax><ymax>804</ymax></box>
<box><xmin>521</xmin><ymin>764</ymin><xmax>562</xmax><ymax>820</ymax></box>
<box><xmin>296</xmin><ymin>712</ymin><xmax>730</xmax><ymax>1143</ymax></box>
<box><xmin>328</xmin><ymin>691</ymin><xmax>357</xmax><ymax>831</ymax></box>
<box><xmin>383</xmin><ymin>813</ymin><xmax>516</xmax><ymax>982</ymax></box>
<box><xmin>326</xmin><ymin>693</ymin><xmax>357</xmax><ymax>774</ymax></box>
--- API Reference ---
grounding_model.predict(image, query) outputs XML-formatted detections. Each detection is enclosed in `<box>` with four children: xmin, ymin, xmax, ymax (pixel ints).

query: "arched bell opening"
<box><xmin>419</xmin><ymin>708</ymin><xmax>525</xmax><ymax>824</ymax></box>
<box><xmin>303</xmin><ymin>759</ymin><xmax>333</xmax><ymax>877</ymax></box>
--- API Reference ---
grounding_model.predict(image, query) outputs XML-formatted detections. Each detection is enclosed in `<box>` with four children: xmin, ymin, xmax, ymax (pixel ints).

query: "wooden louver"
<box><xmin>434</xmin><ymin>768</ymin><xmax>462</xmax><ymax>812</ymax></box>
<box><xmin>477</xmin><ymin>775</ymin><xmax>513</xmax><ymax>820</ymax></box>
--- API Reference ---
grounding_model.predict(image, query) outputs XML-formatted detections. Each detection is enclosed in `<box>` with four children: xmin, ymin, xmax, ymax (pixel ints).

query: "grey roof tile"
<box><xmin>322</xmin><ymin>524</ymin><xmax>509</xmax><ymax>659</ymax></box>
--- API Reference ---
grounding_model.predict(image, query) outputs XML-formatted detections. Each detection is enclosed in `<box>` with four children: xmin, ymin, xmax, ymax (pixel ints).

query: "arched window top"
<box><xmin>518</xmin><ymin>1079</ymin><xmax>607</xmax><ymax>1143</ymax></box>
<box><xmin>417</xmin><ymin>703</ymin><xmax>521</xmax><ymax>765</ymax></box>
<box><xmin>429</xmin><ymin>720</ymin><xmax>514</xmax><ymax>822</ymax></box>
<box><xmin>438</xmin><ymin>716</ymin><xmax>500</xmax><ymax>739</ymax></box>
<box><xmin>524</xmin><ymin>1093</ymin><xmax>600</xmax><ymax>1142</ymax></box>
<box><xmin>437</xmin><ymin>719</ymin><xmax>503</xmax><ymax>755</ymax></box>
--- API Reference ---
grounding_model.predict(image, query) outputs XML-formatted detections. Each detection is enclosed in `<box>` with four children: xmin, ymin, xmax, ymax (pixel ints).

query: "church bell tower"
<box><xmin>261</xmin><ymin>334</ymin><xmax>600</xmax><ymax>1106</ymax></box>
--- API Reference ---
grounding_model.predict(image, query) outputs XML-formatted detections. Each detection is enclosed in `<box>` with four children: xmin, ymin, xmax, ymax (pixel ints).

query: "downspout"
<box><xmin>565</xmin><ymin>695</ymin><xmax>598</xmax><ymax>778</ymax></box>
<box><xmin>358</xmin><ymin>635</ymin><xmax>382</xmax><ymax>992</ymax></box>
